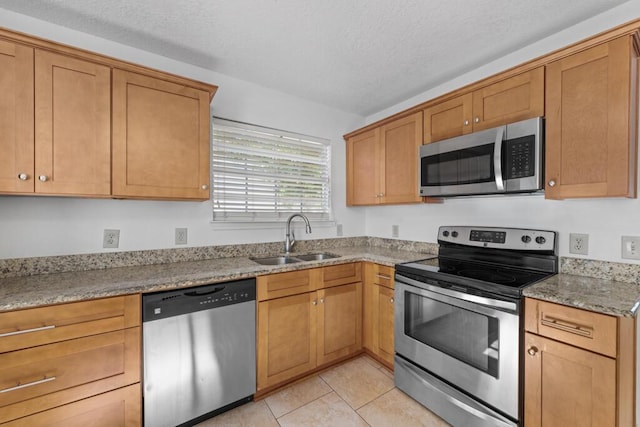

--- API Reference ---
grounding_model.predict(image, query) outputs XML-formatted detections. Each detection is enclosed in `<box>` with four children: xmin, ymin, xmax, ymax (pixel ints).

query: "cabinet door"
<box><xmin>112</xmin><ymin>69</ymin><xmax>211</xmax><ymax>200</ymax></box>
<box><xmin>380</xmin><ymin>112</ymin><xmax>423</xmax><ymax>204</ymax></box>
<box><xmin>317</xmin><ymin>283</ymin><xmax>362</xmax><ymax>366</ymax></box>
<box><xmin>545</xmin><ymin>37</ymin><xmax>637</xmax><ymax>199</ymax></box>
<box><xmin>0</xmin><ymin>40</ymin><xmax>34</xmax><ymax>193</ymax></box>
<box><xmin>524</xmin><ymin>332</ymin><xmax>616</xmax><ymax>427</ymax></box>
<box><xmin>374</xmin><ymin>284</ymin><xmax>395</xmax><ymax>366</ymax></box>
<box><xmin>34</xmin><ymin>51</ymin><xmax>111</xmax><ymax>196</ymax></box>
<box><xmin>423</xmin><ymin>93</ymin><xmax>473</xmax><ymax>143</ymax></box>
<box><xmin>472</xmin><ymin>67</ymin><xmax>544</xmax><ymax>131</ymax></box>
<box><xmin>346</xmin><ymin>128</ymin><xmax>380</xmax><ymax>205</ymax></box>
<box><xmin>4</xmin><ymin>383</ymin><xmax>140</xmax><ymax>427</ymax></box>
<box><xmin>257</xmin><ymin>293</ymin><xmax>317</xmax><ymax>391</ymax></box>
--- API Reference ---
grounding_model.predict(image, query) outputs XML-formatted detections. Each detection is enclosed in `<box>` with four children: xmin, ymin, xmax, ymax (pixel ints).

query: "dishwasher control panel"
<box><xmin>142</xmin><ymin>278</ymin><xmax>256</xmax><ymax>322</ymax></box>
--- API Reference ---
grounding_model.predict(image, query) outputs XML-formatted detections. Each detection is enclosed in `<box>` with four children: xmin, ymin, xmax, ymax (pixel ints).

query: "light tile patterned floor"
<box><xmin>197</xmin><ymin>355</ymin><xmax>451</xmax><ymax>427</ymax></box>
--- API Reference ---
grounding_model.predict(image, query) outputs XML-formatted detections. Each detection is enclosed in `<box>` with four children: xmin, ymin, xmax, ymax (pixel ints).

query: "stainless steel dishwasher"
<box><xmin>142</xmin><ymin>278</ymin><xmax>256</xmax><ymax>427</ymax></box>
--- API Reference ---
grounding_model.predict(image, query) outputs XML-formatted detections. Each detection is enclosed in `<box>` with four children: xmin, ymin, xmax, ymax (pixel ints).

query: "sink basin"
<box><xmin>250</xmin><ymin>252</ymin><xmax>340</xmax><ymax>265</ymax></box>
<box><xmin>295</xmin><ymin>252</ymin><xmax>340</xmax><ymax>261</ymax></box>
<box><xmin>250</xmin><ymin>255</ymin><xmax>302</xmax><ymax>265</ymax></box>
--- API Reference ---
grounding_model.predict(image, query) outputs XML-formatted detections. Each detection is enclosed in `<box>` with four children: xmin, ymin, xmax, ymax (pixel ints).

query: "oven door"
<box><xmin>394</xmin><ymin>274</ymin><xmax>520</xmax><ymax>421</ymax></box>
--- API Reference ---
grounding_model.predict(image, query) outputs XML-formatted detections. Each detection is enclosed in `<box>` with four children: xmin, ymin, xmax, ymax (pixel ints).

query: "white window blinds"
<box><xmin>212</xmin><ymin>118</ymin><xmax>332</xmax><ymax>222</ymax></box>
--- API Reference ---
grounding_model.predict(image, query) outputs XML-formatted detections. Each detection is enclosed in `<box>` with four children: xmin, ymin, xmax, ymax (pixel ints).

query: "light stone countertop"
<box><xmin>0</xmin><ymin>246</ymin><xmax>433</xmax><ymax>312</ymax></box>
<box><xmin>524</xmin><ymin>273</ymin><xmax>640</xmax><ymax>317</ymax></box>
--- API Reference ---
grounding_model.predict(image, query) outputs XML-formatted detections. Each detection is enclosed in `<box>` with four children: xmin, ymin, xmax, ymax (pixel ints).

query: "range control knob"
<box><xmin>521</xmin><ymin>235</ymin><xmax>532</xmax><ymax>243</ymax></box>
<box><xmin>535</xmin><ymin>236</ymin><xmax>546</xmax><ymax>244</ymax></box>
<box><xmin>442</xmin><ymin>231</ymin><xmax>450</xmax><ymax>237</ymax></box>
<box><xmin>451</xmin><ymin>231</ymin><xmax>459</xmax><ymax>238</ymax></box>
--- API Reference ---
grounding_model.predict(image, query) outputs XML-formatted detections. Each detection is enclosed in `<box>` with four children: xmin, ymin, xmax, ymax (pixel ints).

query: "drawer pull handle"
<box><xmin>376</xmin><ymin>274</ymin><xmax>391</xmax><ymax>280</ymax></box>
<box><xmin>0</xmin><ymin>376</ymin><xmax>56</xmax><ymax>393</ymax></box>
<box><xmin>0</xmin><ymin>325</ymin><xmax>55</xmax><ymax>337</ymax></box>
<box><xmin>541</xmin><ymin>316</ymin><xmax>593</xmax><ymax>338</ymax></box>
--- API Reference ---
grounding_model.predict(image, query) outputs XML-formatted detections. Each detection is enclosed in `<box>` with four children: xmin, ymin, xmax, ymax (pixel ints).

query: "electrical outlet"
<box><xmin>175</xmin><ymin>228</ymin><xmax>188</xmax><ymax>245</ymax></box>
<box><xmin>336</xmin><ymin>224</ymin><xmax>343</xmax><ymax>237</ymax></box>
<box><xmin>569</xmin><ymin>233</ymin><xmax>588</xmax><ymax>255</ymax></box>
<box><xmin>103</xmin><ymin>229</ymin><xmax>120</xmax><ymax>248</ymax></box>
<box><xmin>392</xmin><ymin>225</ymin><xmax>399</xmax><ymax>238</ymax></box>
<box><xmin>622</xmin><ymin>236</ymin><xmax>640</xmax><ymax>260</ymax></box>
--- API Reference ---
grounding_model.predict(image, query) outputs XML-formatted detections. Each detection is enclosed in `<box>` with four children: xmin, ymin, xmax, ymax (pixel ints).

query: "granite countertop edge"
<box><xmin>0</xmin><ymin>246</ymin><xmax>432</xmax><ymax>312</ymax></box>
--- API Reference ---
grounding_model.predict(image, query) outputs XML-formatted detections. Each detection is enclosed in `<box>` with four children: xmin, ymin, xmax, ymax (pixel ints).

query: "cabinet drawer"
<box><xmin>372</xmin><ymin>264</ymin><xmax>394</xmax><ymax>289</ymax></box>
<box><xmin>525</xmin><ymin>298</ymin><xmax>617</xmax><ymax>357</ymax></box>
<box><xmin>321</xmin><ymin>263</ymin><xmax>362</xmax><ymax>288</ymax></box>
<box><xmin>0</xmin><ymin>294</ymin><xmax>140</xmax><ymax>353</ymax></box>
<box><xmin>257</xmin><ymin>269</ymin><xmax>315</xmax><ymax>301</ymax></box>
<box><xmin>0</xmin><ymin>328</ymin><xmax>140</xmax><ymax>423</ymax></box>
<box><xmin>3</xmin><ymin>383</ymin><xmax>141</xmax><ymax>427</ymax></box>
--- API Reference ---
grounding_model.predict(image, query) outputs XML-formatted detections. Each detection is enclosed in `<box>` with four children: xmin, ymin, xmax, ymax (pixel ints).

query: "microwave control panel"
<box><xmin>504</xmin><ymin>135</ymin><xmax>535</xmax><ymax>179</ymax></box>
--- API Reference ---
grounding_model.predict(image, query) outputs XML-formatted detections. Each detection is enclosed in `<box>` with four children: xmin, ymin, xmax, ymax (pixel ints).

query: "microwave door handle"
<box><xmin>494</xmin><ymin>126</ymin><xmax>505</xmax><ymax>191</ymax></box>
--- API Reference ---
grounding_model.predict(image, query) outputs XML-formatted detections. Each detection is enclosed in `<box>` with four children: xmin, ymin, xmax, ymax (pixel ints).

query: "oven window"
<box><xmin>421</xmin><ymin>143</ymin><xmax>494</xmax><ymax>186</ymax></box>
<box><xmin>404</xmin><ymin>291</ymin><xmax>499</xmax><ymax>378</ymax></box>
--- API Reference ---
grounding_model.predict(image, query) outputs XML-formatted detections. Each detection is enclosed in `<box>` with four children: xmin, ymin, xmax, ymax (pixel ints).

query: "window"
<box><xmin>211</xmin><ymin>118</ymin><xmax>332</xmax><ymax>222</ymax></box>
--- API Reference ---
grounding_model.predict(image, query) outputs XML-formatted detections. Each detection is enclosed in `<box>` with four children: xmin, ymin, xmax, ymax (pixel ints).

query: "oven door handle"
<box><xmin>494</xmin><ymin>126</ymin><xmax>505</xmax><ymax>191</ymax></box>
<box><xmin>396</xmin><ymin>275</ymin><xmax>517</xmax><ymax>312</ymax></box>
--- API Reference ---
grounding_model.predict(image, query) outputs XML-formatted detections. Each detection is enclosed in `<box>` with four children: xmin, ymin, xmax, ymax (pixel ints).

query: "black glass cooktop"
<box><xmin>396</xmin><ymin>257</ymin><xmax>554</xmax><ymax>298</ymax></box>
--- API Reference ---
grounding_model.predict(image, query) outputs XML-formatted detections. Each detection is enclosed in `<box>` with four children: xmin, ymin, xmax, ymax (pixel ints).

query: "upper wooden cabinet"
<box><xmin>112</xmin><ymin>70</ymin><xmax>211</xmax><ymax>200</ymax></box>
<box><xmin>545</xmin><ymin>36</ymin><xmax>639</xmax><ymax>199</ymax></box>
<box><xmin>423</xmin><ymin>67</ymin><xmax>544</xmax><ymax>143</ymax></box>
<box><xmin>346</xmin><ymin>112</ymin><xmax>423</xmax><ymax>206</ymax></box>
<box><xmin>0</xmin><ymin>28</ymin><xmax>217</xmax><ymax>200</ymax></box>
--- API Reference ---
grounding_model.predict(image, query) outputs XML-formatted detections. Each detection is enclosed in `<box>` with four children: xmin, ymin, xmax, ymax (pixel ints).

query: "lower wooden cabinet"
<box><xmin>524</xmin><ymin>297</ymin><xmax>635</xmax><ymax>427</ymax></box>
<box><xmin>0</xmin><ymin>295</ymin><xmax>141</xmax><ymax>425</ymax></box>
<box><xmin>256</xmin><ymin>265</ymin><xmax>363</xmax><ymax>392</ymax></box>
<box><xmin>363</xmin><ymin>263</ymin><xmax>395</xmax><ymax>368</ymax></box>
<box><xmin>3</xmin><ymin>384</ymin><xmax>141</xmax><ymax>427</ymax></box>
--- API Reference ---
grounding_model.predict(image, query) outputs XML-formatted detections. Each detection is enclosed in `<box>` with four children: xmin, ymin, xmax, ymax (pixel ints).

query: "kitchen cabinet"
<box><xmin>0</xmin><ymin>27</ymin><xmax>217</xmax><ymax>200</ymax></box>
<box><xmin>0</xmin><ymin>45</ymin><xmax>111</xmax><ymax>196</ymax></box>
<box><xmin>423</xmin><ymin>67</ymin><xmax>544</xmax><ymax>143</ymax></box>
<box><xmin>545</xmin><ymin>36</ymin><xmax>639</xmax><ymax>199</ymax></box>
<box><xmin>524</xmin><ymin>298</ymin><xmax>635</xmax><ymax>427</ymax></box>
<box><xmin>112</xmin><ymin>69</ymin><xmax>211</xmax><ymax>200</ymax></box>
<box><xmin>256</xmin><ymin>263</ymin><xmax>362</xmax><ymax>393</ymax></box>
<box><xmin>0</xmin><ymin>295</ymin><xmax>141</xmax><ymax>425</ymax></box>
<box><xmin>346</xmin><ymin>112</ymin><xmax>423</xmax><ymax>206</ymax></box>
<box><xmin>362</xmin><ymin>263</ymin><xmax>395</xmax><ymax>368</ymax></box>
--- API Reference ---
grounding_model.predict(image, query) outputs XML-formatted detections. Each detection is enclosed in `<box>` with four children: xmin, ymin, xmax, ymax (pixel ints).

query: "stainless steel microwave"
<box><xmin>420</xmin><ymin>117</ymin><xmax>544</xmax><ymax>197</ymax></box>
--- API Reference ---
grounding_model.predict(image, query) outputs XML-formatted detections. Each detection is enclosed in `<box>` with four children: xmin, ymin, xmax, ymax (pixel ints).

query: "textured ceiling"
<box><xmin>0</xmin><ymin>0</ymin><xmax>630</xmax><ymax>115</ymax></box>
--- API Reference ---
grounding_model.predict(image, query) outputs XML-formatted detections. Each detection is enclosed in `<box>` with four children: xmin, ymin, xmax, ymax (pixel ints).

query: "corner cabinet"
<box><xmin>112</xmin><ymin>70</ymin><xmax>211</xmax><ymax>200</ymax></box>
<box><xmin>524</xmin><ymin>298</ymin><xmax>635</xmax><ymax>427</ymax></box>
<box><xmin>423</xmin><ymin>67</ymin><xmax>544</xmax><ymax>143</ymax></box>
<box><xmin>0</xmin><ymin>28</ymin><xmax>217</xmax><ymax>200</ymax></box>
<box><xmin>256</xmin><ymin>263</ymin><xmax>362</xmax><ymax>394</ymax></box>
<box><xmin>346</xmin><ymin>112</ymin><xmax>423</xmax><ymax>206</ymax></box>
<box><xmin>545</xmin><ymin>35</ymin><xmax>639</xmax><ymax>199</ymax></box>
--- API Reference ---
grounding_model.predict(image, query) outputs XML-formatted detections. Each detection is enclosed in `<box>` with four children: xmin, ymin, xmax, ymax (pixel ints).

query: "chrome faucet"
<box><xmin>285</xmin><ymin>213</ymin><xmax>312</xmax><ymax>254</ymax></box>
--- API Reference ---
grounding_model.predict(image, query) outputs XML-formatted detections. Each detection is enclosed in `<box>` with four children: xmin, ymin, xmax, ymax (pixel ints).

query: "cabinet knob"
<box><xmin>201</xmin><ymin>184</ymin><xmax>208</xmax><ymax>190</ymax></box>
<box><xmin>527</xmin><ymin>346</ymin><xmax>538</xmax><ymax>356</ymax></box>
<box><xmin>312</xmin><ymin>300</ymin><xmax>317</xmax><ymax>306</ymax></box>
<box><xmin>320</xmin><ymin>298</ymin><xmax>324</xmax><ymax>304</ymax></box>
<box><xmin>474</xmin><ymin>117</ymin><xmax>480</xmax><ymax>123</ymax></box>
<box><xmin>464</xmin><ymin>120</ymin><xmax>469</xmax><ymax>126</ymax></box>
<box><xmin>17</xmin><ymin>173</ymin><xmax>29</xmax><ymax>181</ymax></box>
<box><xmin>38</xmin><ymin>175</ymin><xmax>48</xmax><ymax>182</ymax></box>
<box><xmin>390</xmin><ymin>297</ymin><xmax>394</xmax><ymax>303</ymax></box>
<box><xmin>548</xmin><ymin>180</ymin><xmax>556</xmax><ymax>187</ymax></box>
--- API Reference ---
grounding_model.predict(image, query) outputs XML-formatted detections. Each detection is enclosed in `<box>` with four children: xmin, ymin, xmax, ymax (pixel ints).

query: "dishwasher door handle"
<box><xmin>184</xmin><ymin>286</ymin><xmax>226</xmax><ymax>297</ymax></box>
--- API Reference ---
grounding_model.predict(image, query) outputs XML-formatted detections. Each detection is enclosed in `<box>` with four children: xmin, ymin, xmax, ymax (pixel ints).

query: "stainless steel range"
<box><xmin>394</xmin><ymin>226</ymin><xmax>558</xmax><ymax>427</ymax></box>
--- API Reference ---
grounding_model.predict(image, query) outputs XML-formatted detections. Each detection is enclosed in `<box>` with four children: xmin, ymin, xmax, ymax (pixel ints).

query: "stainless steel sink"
<box><xmin>250</xmin><ymin>255</ymin><xmax>302</xmax><ymax>265</ymax></box>
<box><xmin>250</xmin><ymin>252</ymin><xmax>340</xmax><ymax>265</ymax></box>
<box><xmin>295</xmin><ymin>252</ymin><xmax>340</xmax><ymax>261</ymax></box>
